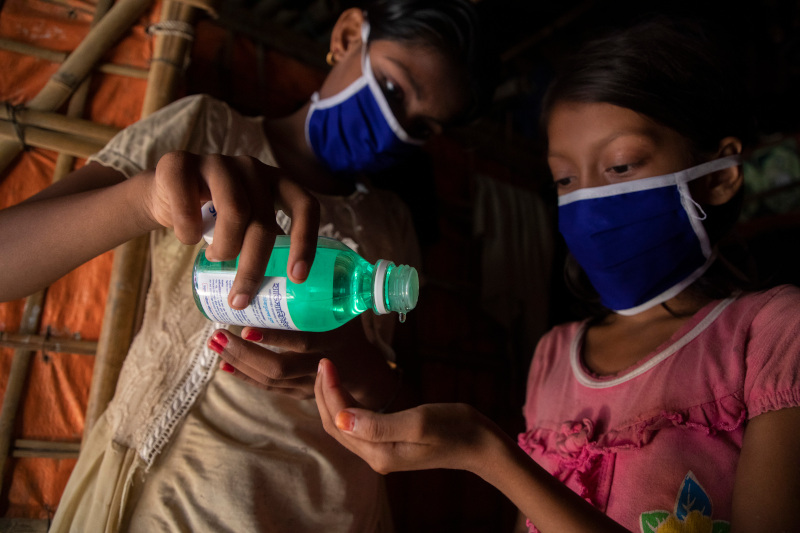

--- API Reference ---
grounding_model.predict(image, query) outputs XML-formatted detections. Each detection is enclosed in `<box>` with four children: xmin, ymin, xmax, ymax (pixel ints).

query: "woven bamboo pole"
<box><xmin>0</xmin><ymin>332</ymin><xmax>97</xmax><ymax>356</ymax></box>
<box><xmin>0</xmin><ymin>122</ymin><xmax>106</xmax><ymax>159</ymax></box>
<box><xmin>52</xmin><ymin>82</ymin><xmax>91</xmax><ymax>179</ymax></box>
<box><xmin>0</xmin><ymin>106</ymin><xmax>120</xmax><ymax>143</ymax></box>
<box><xmin>14</xmin><ymin>440</ymin><xmax>81</xmax><ymax>453</ymax></box>
<box><xmin>25</xmin><ymin>1</ymin><xmax>152</xmax><ymax>112</ymax></box>
<box><xmin>53</xmin><ymin>0</ymin><xmax>117</xmax><ymax>180</ymax></box>
<box><xmin>83</xmin><ymin>0</ymin><xmax>203</xmax><ymax>439</ymax></box>
<box><xmin>0</xmin><ymin>0</ymin><xmax>152</xmax><ymax>175</ymax></box>
<box><xmin>0</xmin><ymin>292</ymin><xmax>45</xmax><ymax>494</ymax></box>
<box><xmin>140</xmin><ymin>1</ymin><xmax>198</xmax><ymax>115</ymax></box>
<box><xmin>12</xmin><ymin>439</ymin><xmax>81</xmax><ymax>459</ymax></box>
<box><xmin>0</xmin><ymin>38</ymin><xmax>149</xmax><ymax>80</ymax></box>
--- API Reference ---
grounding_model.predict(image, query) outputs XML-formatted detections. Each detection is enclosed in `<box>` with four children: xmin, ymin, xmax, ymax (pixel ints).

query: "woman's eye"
<box><xmin>381</xmin><ymin>78</ymin><xmax>404</xmax><ymax>102</ymax></box>
<box><xmin>408</xmin><ymin>121</ymin><xmax>433</xmax><ymax>140</ymax></box>
<box><xmin>609</xmin><ymin>164</ymin><xmax>631</xmax><ymax>174</ymax></box>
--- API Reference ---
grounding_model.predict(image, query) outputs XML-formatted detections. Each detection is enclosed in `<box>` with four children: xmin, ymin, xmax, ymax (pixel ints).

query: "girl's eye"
<box><xmin>553</xmin><ymin>176</ymin><xmax>575</xmax><ymax>189</ymax></box>
<box><xmin>606</xmin><ymin>162</ymin><xmax>641</xmax><ymax>176</ymax></box>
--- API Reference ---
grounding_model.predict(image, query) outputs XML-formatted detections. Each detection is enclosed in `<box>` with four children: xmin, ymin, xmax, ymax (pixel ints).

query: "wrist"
<box><xmin>468</xmin><ymin>416</ymin><xmax>520</xmax><ymax>483</ymax></box>
<box><xmin>127</xmin><ymin>169</ymin><xmax>163</xmax><ymax>232</ymax></box>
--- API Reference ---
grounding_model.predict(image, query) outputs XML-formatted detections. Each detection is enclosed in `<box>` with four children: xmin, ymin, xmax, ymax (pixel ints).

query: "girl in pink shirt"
<box><xmin>314</xmin><ymin>17</ymin><xmax>800</xmax><ymax>533</ymax></box>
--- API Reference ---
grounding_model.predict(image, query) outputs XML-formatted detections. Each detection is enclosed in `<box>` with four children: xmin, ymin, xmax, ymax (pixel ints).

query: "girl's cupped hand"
<box><xmin>314</xmin><ymin>358</ymin><xmax>500</xmax><ymax>476</ymax></box>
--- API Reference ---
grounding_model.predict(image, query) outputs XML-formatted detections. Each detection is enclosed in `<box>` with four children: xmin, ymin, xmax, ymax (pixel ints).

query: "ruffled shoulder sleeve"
<box><xmin>744</xmin><ymin>285</ymin><xmax>800</xmax><ymax>418</ymax></box>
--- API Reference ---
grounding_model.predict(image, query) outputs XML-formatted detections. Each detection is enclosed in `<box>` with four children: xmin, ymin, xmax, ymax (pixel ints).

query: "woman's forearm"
<box><xmin>473</xmin><ymin>424</ymin><xmax>629</xmax><ymax>533</ymax></box>
<box><xmin>0</xmin><ymin>171</ymin><xmax>159</xmax><ymax>301</ymax></box>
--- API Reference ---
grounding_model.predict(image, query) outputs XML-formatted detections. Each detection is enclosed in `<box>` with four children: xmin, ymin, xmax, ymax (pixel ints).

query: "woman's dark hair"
<box><xmin>547</xmin><ymin>17</ymin><xmax>760</xmax><ymax>316</ymax></box>
<box><xmin>355</xmin><ymin>0</ymin><xmax>499</xmax><ymax>124</ymax></box>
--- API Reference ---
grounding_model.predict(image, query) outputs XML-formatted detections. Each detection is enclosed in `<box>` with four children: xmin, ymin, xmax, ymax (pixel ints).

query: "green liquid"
<box><xmin>193</xmin><ymin>236</ymin><xmax>377</xmax><ymax>331</ymax></box>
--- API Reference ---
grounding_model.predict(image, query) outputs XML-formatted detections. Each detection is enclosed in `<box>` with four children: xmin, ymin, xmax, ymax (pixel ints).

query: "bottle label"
<box><xmin>195</xmin><ymin>271</ymin><xmax>298</xmax><ymax>330</ymax></box>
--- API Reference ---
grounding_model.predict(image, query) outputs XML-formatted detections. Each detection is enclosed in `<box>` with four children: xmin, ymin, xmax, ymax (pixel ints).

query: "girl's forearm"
<box><xmin>0</xmin><ymin>172</ymin><xmax>159</xmax><ymax>301</ymax></box>
<box><xmin>473</xmin><ymin>425</ymin><xmax>628</xmax><ymax>533</ymax></box>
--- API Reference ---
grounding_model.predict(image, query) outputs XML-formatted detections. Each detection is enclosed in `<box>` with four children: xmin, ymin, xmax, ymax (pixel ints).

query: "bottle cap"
<box><xmin>374</xmin><ymin>260</ymin><xmax>419</xmax><ymax>315</ymax></box>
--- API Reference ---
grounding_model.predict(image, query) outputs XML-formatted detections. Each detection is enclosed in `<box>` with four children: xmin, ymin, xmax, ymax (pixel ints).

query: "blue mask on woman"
<box><xmin>558</xmin><ymin>155</ymin><xmax>741</xmax><ymax>315</ymax></box>
<box><xmin>305</xmin><ymin>20</ymin><xmax>424</xmax><ymax>175</ymax></box>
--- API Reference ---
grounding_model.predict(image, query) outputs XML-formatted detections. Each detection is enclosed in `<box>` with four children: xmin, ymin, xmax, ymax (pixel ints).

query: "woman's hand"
<box><xmin>314</xmin><ymin>358</ymin><xmax>497</xmax><ymax>475</ymax></box>
<box><xmin>145</xmin><ymin>151</ymin><xmax>320</xmax><ymax>308</ymax></box>
<box><xmin>0</xmin><ymin>152</ymin><xmax>320</xmax><ymax>305</ymax></box>
<box><xmin>210</xmin><ymin>319</ymin><xmax>398</xmax><ymax>409</ymax></box>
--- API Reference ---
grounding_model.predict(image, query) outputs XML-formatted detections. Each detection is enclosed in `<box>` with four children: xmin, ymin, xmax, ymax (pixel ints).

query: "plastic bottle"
<box><xmin>192</xmin><ymin>203</ymin><xmax>418</xmax><ymax>331</ymax></box>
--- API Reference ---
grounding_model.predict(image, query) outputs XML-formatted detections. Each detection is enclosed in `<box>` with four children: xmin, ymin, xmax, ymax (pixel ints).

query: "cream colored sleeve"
<box><xmin>87</xmin><ymin>94</ymin><xmax>233</xmax><ymax>178</ymax></box>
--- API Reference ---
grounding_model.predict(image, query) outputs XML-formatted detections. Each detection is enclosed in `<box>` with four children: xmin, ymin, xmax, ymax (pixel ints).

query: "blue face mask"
<box><xmin>305</xmin><ymin>20</ymin><xmax>424</xmax><ymax>175</ymax></box>
<box><xmin>558</xmin><ymin>155</ymin><xmax>741</xmax><ymax>315</ymax></box>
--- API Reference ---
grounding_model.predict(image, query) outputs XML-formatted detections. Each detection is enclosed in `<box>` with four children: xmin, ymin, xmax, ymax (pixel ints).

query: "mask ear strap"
<box><xmin>360</xmin><ymin>16</ymin><xmax>370</xmax><ymax>63</ymax></box>
<box><xmin>358</xmin><ymin>19</ymin><xmax>424</xmax><ymax>146</ymax></box>
<box><xmin>684</xmin><ymin>195</ymin><xmax>708</xmax><ymax>220</ymax></box>
<box><xmin>680</xmin><ymin>154</ymin><xmax>742</xmax><ymax>184</ymax></box>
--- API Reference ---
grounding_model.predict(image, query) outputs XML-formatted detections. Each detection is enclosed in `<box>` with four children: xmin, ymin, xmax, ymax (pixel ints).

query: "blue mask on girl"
<box><xmin>558</xmin><ymin>155</ymin><xmax>741</xmax><ymax>315</ymax></box>
<box><xmin>305</xmin><ymin>20</ymin><xmax>424</xmax><ymax>175</ymax></box>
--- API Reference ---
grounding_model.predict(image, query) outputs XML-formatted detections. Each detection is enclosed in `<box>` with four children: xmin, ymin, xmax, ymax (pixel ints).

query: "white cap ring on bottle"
<box><xmin>201</xmin><ymin>201</ymin><xmax>217</xmax><ymax>245</ymax></box>
<box><xmin>373</xmin><ymin>259</ymin><xmax>390</xmax><ymax>315</ymax></box>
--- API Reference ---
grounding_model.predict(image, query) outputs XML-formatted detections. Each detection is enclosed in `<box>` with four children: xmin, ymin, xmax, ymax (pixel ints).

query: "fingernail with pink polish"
<box><xmin>220</xmin><ymin>361</ymin><xmax>235</xmax><ymax>374</ymax></box>
<box><xmin>208</xmin><ymin>332</ymin><xmax>228</xmax><ymax>354</ymax></box>
<box><xmin>335</xmin><ymin>410</ymin><xmax>356</xmax><ymax>432</ymax></box>
<box><xmin>243</xmin><ymin>329</ymin><xmax>263</xmax><ymax>342</ymax></box>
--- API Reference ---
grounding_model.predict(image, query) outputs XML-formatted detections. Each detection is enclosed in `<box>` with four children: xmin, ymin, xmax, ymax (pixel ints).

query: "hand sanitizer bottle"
<box><xmin>192</xmin><ymin>202</ymin><xmax>418</xmax><ymax>331</ymax></box>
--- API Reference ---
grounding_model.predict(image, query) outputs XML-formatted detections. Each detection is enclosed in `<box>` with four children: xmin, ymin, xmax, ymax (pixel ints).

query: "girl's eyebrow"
<box><xmin>595</xmin><ymin>130</ymin><xmax>651</xmax><ymax>149</ymax></box>
<box><xmin>384</xmin><ymin>56</ymin><xmax>422</xmax><ymax>100</ymax></box>
<box><xmin>546</xmin><ymin>151</ymin><xmax>569</xmax><ymax>160</ymax></box>
<box><xmin>549</xmin><ymin>130</ymin><xmax>656</xmax><ymax>159</ymax></box>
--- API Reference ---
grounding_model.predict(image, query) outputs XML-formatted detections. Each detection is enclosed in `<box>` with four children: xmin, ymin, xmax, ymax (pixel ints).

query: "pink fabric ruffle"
<box><xmin>517</xmin><ymin>394</ymin><xmax>747</xmax><ymax>533</ymax></box>
<box><xmin>623</xmin><ymin>392</ymin><xmax>747</xmax><ymax>448</ymax></box>
<box><xmin>518</xmin><ymin>419</ymin><xmax>616</xmax><ymax>532</ymax></box>
<box><xmin>521</xmin><ymin>391</ymin><xmax>746</xmax><ymax>455</ymax></box>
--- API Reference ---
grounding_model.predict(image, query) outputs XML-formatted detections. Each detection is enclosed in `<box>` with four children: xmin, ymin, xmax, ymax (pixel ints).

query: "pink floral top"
<box><xmin>519</xmin><ymin>285</ymin><xmax>800</xmax><ymax>533</ymax></box>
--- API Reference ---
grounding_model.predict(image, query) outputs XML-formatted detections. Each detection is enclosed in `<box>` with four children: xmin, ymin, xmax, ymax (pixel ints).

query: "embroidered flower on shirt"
<box><xmin>640</xmin><ymin>471</ymin><xmax>730</xmax><ymax>533</ymax></box>
<box><xmin>555</xmin><ymin>419</ymin><xmax>594</xmax><ymax>455</ymax></box>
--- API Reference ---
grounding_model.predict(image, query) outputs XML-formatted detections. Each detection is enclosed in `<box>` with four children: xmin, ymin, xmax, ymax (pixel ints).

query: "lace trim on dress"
<box><xmin>138</xmin><ymin>322</ymin><xmax>218</xmax><ymax>468</ymax></box>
